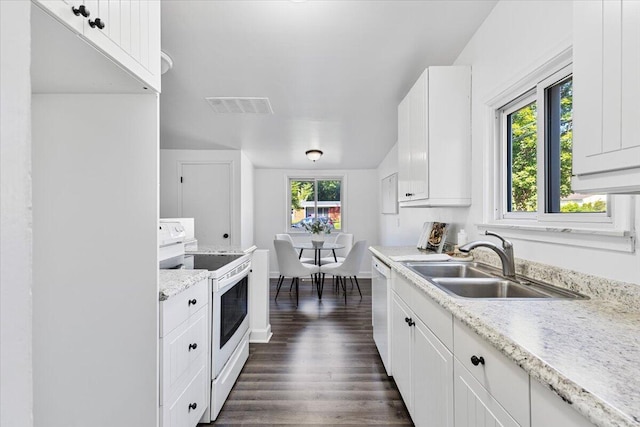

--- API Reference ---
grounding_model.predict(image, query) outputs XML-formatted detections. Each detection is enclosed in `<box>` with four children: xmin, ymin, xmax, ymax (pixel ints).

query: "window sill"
<box><xmin>476</xmin><ymin>222</ymin><xmax>635</xmax><ymax>253</ymax></box>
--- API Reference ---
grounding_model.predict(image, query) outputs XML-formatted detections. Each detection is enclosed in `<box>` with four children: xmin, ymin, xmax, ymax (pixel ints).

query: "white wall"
<box><xmin>32</xmin><ymin>94</ymin><xmax>159</xmax><ymax>427</ymax></box>
<box><xmin>378</xmin><ymin>0</ymin><xmax>640</xmax><ymax>284</ymax></box>
<box><xmin>241</xmin><ymin>151</ymin><xmax>255</xmax><ymax>248</ymax></box>
<box><xmin>0</xmin><ymin>2</ymin><xmax>33</xmax><ymax>426</ymax></box>
<box><xmin>160</xmin><ymin>149</ymin><xmax>255</xmax><ymax>247</ymax></box>
<box><xmin>254</xmin><ymin>168</ymin><xmax>379</xmax><ymax>277</ymax></box>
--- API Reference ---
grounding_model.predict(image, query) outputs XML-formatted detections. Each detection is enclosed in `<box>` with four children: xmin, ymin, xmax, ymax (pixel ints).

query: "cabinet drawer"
<box><xmin>160</xmin><ymin>279</ymin><xmax>208</xmax><ymax>336</ymax></box>
<box><xmin>454</xmin><ymin>319</ymin><xmax>529</xmax><ymax>427</ymax></box>
<box><xmin>161</xmin><ymin>307</ymin><xmax>209</xmax><ymax>403</ymax></box>
<box><xmin>454</xmin><ymin>359</ymin><xmax>520</xmax><ymax>427</ymax></box>
<box><xmin>161</xmin><ymin>364</ymin><xmax>208</xmax><ymax>427</ymax></box>
<box><xmin>392</xmin><ymin>272</ymin><xmax>453</xmax><ymax>350</ymax></box>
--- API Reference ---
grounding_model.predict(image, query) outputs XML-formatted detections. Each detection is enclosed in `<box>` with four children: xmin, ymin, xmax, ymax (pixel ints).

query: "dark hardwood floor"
<box><xmin>207</xmin><ymin>277</ymin><xmax>413</xmax><ymax>426</ymax></box>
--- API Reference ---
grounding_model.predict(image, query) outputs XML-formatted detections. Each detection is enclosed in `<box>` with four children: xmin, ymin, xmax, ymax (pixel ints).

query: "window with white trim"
<box><xmin>484</xmin><ymin>48</ymin><xmax>634</xmax><ymax>252</ymax></box>
<box><xmin>498</xmin><ymin>65</ymin><xmax>609</xmax><ymax>223</ymax></box>
<box><xmin>288</xmin><ymin>177</ymin><xmax>343</xmax><ymax>232</ymax></box>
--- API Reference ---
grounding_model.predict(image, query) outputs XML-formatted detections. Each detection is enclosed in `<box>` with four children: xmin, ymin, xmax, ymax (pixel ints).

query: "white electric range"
<box><xmin>159</xmin><ymin>221</ymin><xmax>251</xmax><ymax>422</ymax></box>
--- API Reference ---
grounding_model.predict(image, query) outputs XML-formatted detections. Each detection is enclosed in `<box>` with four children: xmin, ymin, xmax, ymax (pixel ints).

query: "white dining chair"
<box><xmin>320</xmin><ymin>240</ymin><xmax>367</xmax><ymax>304</ymax></box>
<box><xmin>320</xmin><ymin>233</ymin><xmax>353</xmax><ymax>265</ymax></box>
<box><xmin>275</xmin><ymin>233</ymin><xmax>314</xmax><ymax>264</ymax></box>
<box><xmin>273</xmin><ymin>239</ymin><xmax>321</xmax><ymax>306</ymax></box>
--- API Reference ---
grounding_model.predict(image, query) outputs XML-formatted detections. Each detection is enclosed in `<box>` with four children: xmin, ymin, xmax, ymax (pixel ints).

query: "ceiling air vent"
<box><xmin>205</xmin><ymin>97</ymin><xmax>274</xmax><ymax>114</ymax></box>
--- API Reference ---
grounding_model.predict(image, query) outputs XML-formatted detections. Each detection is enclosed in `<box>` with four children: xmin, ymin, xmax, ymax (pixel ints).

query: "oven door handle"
<box><xmin>236</xmin><ymin>260</ymin><xmax>251</xmax><ymax>278</ymax></box>
<box><xmin>218</xmin><ymin>259</ymin><xmax>251</xmax><ymax>291</ymax></box>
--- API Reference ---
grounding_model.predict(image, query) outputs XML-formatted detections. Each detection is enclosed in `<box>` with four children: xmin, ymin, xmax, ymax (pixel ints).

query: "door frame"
<box><xmin>177</xmin><ymin>160</ymin><xmax>237</xmax><ymax>246</ymax></box>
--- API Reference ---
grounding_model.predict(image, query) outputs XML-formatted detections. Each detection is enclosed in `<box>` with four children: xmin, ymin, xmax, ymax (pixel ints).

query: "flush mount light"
<box><xmin>305</xmin><ymin>149</ymin><xmax>323</xmax><ymax>162</ymax></box>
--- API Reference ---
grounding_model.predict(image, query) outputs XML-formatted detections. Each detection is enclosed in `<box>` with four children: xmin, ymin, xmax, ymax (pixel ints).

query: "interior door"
<box><xmin>181</xmin><ymin>163</ymin><xmax>231</xmax><ymax>246</ymax></box>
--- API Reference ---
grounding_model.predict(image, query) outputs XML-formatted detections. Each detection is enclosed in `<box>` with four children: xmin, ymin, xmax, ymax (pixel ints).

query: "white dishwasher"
<box><xmin>372</xmin><ymin>256</ymin><xmax>392</xmax><ymax>376</ymax></box>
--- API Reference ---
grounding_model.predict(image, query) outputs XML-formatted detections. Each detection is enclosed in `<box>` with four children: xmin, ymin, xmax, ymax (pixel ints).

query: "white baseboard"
<box><xmin>250</xmin><ymin>325</ymin><xmax>272</xmax><ymax>343</ymax></box>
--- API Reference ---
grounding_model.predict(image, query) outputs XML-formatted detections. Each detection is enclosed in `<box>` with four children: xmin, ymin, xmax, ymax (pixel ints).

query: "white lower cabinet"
<box><xmin>412</xmin><ymin>315</ymin><xmax>454</xmax><ymax>427</ymax></box>
<box><xmin>453</xmin><ymin>358</ymin><xmax>520</xmax><ymax>427</ymax></box>
<box><xmin>163</xmin><ymin>364</ymin><xmax>208</xmax><ymax>427</ymax></box>
<box><xmin>391</xmin><ymin>271</ymin><xmax>454</xmax><ymax>427</ymax></box>
<box><xmin>160</xmin><ymin>279</ymin><xmax>210</xmax><ymax>427</ymax></box>
<box><xmin>453</xmin><ymin>320</ymin><xmax>530</xmax><ymax>427</ymax></box>
<box><xmin>390</xmin><ymin>293</ymin><xmax>414</xmax><ymax>409</ymax></box>
<box><xmin>531</xmin><ymin>379</ymin><xmax>596</xmax><ymax>427</ymax></box>
<box><xmin>381</xmin><ymin>268</ymin><xmax>597</xmax><ymax>427</ymax></box>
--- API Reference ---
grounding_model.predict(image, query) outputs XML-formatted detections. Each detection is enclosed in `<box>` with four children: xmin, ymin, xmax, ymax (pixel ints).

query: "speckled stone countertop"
<box><xmin>159</xmin><ymin>270</ymin><xmax>210</xmax><ymax>301</ymax></box>
<box><xmin>187</xmin><ymin>244</ymin><xmax>257</xmax><ymax>255</ymax></box>
<box><xmin>370</xmin><ymin>246</ymin><xmax>640</xmax><ymax>427</ymax></box>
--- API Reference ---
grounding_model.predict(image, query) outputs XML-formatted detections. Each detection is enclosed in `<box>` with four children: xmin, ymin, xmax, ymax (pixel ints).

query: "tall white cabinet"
<box><xmin>572</xmin><ymin>0</ymin><xmax>640</xmax><ymax>193</ymax></box>
<box><xmin>31</xmin><ymin>3</ymin><xmax>161</xmax><ymax>427</ymax></box>
<box><xmin>397</xmin><ymin>66</ymin><xmax>471</xmax><ymax>206</ymax></box>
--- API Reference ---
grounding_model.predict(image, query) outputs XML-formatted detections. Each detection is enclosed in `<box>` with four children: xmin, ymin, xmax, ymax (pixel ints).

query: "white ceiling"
<box><xmin>160</xmin><ymin>0</ymin><xmax>497</xmax><ymax>170</ymax></box>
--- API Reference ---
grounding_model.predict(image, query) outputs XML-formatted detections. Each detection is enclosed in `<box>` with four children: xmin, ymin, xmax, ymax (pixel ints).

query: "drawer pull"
<box><xmin>188</xmin><ymin>402</ymin><xmax>197</xmax><ymax>411</ymax></box>
<box><xmin>404</xmin><ymin>317</ymin><xmax>415</xmax><ymax>327</ymax></box>
<box><xmin>88</xmin><ymin>18</ymin><xmax>105</xmax><ymax>30</ymax></box>
<box><xmin>188</xmin><ymin>299</ymin><xmax>197</xmax><ymax>306</ymax></box>
<box><xmin>188</xmin><ymin>343</ymin><xmax>198</xmax><ymax>351</ymax></box>
<box><xmin>71</xmin><ymin>5</ymin><xmax>90</xmax><ymax>17</ymax></box>
<box><xmin>470</xmin><ymin>355</ymin><xmax>485</xmax><ymax>366</ymax></box>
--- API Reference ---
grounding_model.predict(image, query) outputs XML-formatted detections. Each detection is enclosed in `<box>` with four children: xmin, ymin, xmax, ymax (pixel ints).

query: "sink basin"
<box><xmin>403</xmin><ymin>261</ymin><xmax>587</xmax><ymax>300</ymax></box>
<box><xmin>404</xmin><ymin>262</ymin><xmax>494</xmax><ymax>279</ymax></box>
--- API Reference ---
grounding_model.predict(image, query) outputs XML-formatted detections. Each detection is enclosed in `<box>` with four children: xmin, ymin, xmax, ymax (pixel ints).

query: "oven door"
<box><xmin>212</xmin><ymin>272</ymin><xmax>250</xmax><ymax>378</ymax></box>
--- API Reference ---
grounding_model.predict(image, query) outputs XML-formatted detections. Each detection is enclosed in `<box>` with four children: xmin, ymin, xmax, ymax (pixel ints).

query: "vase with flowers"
<box><xmin>304</xmin><ymin>219</ymin><xmax>332</xmax><ymax>247</ymax></box>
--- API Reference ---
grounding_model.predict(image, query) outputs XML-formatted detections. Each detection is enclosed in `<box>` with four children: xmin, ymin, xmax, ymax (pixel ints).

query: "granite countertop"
<box><xmin>187</xmin><ymin>244</ymin><xmax>257</xmax><ymax>255</ymax></box>
<box><xmin>370</xmin><ymin>246</ymin><xmax>640</xmax><ymax>427</ymax></box>
<box><xmin>159</xmin><ymin>269</ymin><xmax>210</xmax><ymax>301</ymax></box>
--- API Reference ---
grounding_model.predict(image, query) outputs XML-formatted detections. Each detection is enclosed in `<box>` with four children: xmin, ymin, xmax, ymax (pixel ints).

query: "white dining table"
<box><xmin>293</xmin><ymin>242</ymin><xmax>344</xmax><ymax>265</ymax></box>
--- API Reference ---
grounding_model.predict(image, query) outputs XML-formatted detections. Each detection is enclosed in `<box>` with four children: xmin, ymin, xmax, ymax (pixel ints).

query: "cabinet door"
<box><xmin>530</xmin><ymin>380</ymin><xmax>595</xmax><ymax>427</ymax></box>
<box><xmin>408</xmin><ymin>70</ymin><xmax>428</xmax><ymax>201</ymax></box>
<box><xmin>454</xmin><ymin>359</ymin><xmax>520</xmax><ymax>427</ymax></box>
<box><xmin>390</xmin><ymin>293</ymin><xmax>413</xmax><ymax>411</ymax></box>
<box><xmin>573</xmin><ymin>0</ymin><xmax>640</xmax><ymax>192</ymax></box>
<box><xmin>398</xmin><ymin>96</ymin><xmax>412</xmax><ymax>202</ymax></box>
<box><xmin>162</xmin><ymin>308</ymin><xmax>208</xmax><ymax>402</ymax></box>
<box><xmin>412</xmin><ymin>317</ymin><xmax>453</xmax><ymax>427</ymax></box>
<box><xmin>34</xmin><ymin>0</ymin><xmax>86</xmax><ymax>33</ymax></box>
<box><xmin>428</xmin><ymin>66</ymin><xmax>471</xmax><ymax>203</ymax></box>
<box><xmin>163</xmin><ymin>364</ymin><xmax>207</xmax><ymax>427</ymax></box>
<box><xmin>82</xmin><ymin>0</ymin><xmax>161</xmax><ymax>92</ymax></box>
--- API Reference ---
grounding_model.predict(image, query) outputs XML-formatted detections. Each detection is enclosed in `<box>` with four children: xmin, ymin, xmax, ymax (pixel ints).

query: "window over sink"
<box><xmin>483</xmin><ymin>46</ymin><xmax>633</xmax><ymax>252</ymax></box>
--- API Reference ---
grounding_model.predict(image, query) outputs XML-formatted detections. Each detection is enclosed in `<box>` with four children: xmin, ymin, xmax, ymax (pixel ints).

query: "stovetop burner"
<box><xmin>192</xmin><ymin>254</ymin><xmax>244</xmax><ymax>271</ymax></box>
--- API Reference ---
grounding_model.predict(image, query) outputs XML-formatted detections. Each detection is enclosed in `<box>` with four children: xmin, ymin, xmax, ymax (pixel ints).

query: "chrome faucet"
<box><xmin>459</xmin><ymin>231</ymin><xmax>516</xmax><ymax>278</ymax></box>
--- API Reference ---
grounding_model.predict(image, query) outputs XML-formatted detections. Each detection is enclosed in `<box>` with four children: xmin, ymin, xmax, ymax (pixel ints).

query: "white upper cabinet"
<box><xmin>572</xmin><ymin>0</ymin><xmax>640</xmax><ymax>193</ymax></box>
<box><xmin>397</xmin><ymin>66</ymin><xmax>471</xmax><ymax>206</ymax></box>
<box><xmin>33</xmin><ymin>0</ymin><xmax>161</xmax><ymax>92</ymax></box>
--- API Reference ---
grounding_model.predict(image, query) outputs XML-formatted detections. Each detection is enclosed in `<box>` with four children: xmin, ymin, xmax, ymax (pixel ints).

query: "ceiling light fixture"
<box><xmin>305</xmin><ymin>149</ymin><xmax>323</xmax><ymax>162</ymax></box>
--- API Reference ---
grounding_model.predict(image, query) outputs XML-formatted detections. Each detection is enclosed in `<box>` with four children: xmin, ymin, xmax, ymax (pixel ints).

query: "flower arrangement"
<box><xmin>303</xmin><ymin>219</ymin><xmax>332</xmax><ymax>235</ymax></box>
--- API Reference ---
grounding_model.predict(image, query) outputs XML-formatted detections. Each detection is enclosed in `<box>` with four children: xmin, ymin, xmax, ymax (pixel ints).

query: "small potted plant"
<box><xmin>304</xmin><ymin>219</ymin><xmax>332</xmax><ymax>247</ymax></box>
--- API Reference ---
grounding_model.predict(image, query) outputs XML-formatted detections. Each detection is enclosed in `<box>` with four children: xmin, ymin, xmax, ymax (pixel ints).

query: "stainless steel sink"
<box><xmin>403</xmin><ymin>261</ymin><xmax>587</xmax><ymax>300</ymax></box>
<box><xmin>404</xmin><ymin>262</ymin><xmax>494</xmax><ymax>279</ymax></box>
